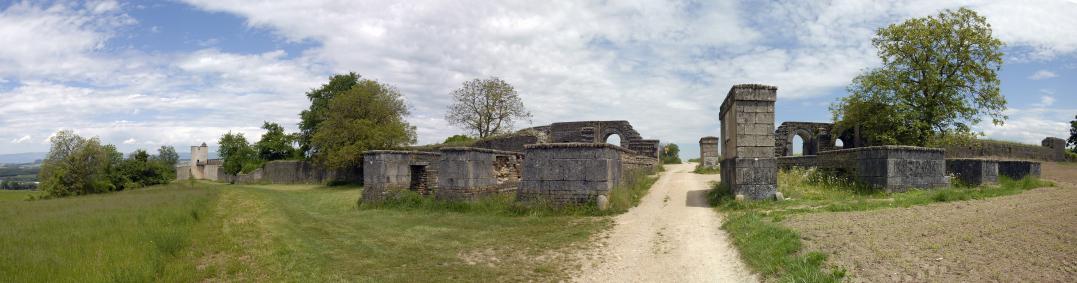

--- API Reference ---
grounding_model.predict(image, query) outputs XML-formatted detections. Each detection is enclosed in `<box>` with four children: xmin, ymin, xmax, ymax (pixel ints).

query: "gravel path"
<box><xmin>573</xmin><ymin>163</ymin><xmax>757</xmax><ymax>282</ymax></box>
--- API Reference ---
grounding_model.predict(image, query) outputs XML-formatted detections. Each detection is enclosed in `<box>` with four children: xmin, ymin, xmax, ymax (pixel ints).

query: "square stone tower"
<box><xmin>699</xmin><ymin>136</ymin><xmax>720</xmax><ymax>168</ymax></box>
<box><xmin>719</xmin><ymin>84</ymin><xmax>777</xmax><ymax>200</ymax></box>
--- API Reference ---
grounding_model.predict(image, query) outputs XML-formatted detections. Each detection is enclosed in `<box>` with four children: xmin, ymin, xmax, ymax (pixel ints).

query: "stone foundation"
<box><xmin>517</xmin><ymin>143</ymin><xmax>628</xmax><ymax>205</ymax></box>
<box><xmin>998</xmin><ymin>160</ymin><xmax>1041</xmax><ymax>180</ymax></box>
<box><xmin>436</xmin><ymin>147</ymin><xmax>523</xmax><ymax>202</ymax></box>
<box><xmin>361</xmin><ymin>151</ymin><xmax>441</xmax><ymax>202</ymax></box>
<box><xmin>946</xmin><ymin>158</ymin><xmax>999</xmax><ymax>186</ymax></box>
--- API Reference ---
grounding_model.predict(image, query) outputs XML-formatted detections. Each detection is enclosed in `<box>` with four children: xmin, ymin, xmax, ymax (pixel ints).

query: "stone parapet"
<box><xmin>946</xmin><ymin>158</ymin><xmax>999</xmax><ymax>186</ymax></box>
<box><xmin>998</xmin><ymin>160</ymin><xmax>1041</xmax><ymax>180</ymax></box>
<box><xmin>517</xmin><ymin>143</ymin><xmax>625</xmax><ymax>205</ymax></box>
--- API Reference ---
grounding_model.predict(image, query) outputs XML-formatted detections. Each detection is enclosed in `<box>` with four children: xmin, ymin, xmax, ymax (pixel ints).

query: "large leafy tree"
<box><xmin>298</xmin><ymin>73</ymin><xmax>361</xmax><ymax>156</ymax></box>
<box><xmin>661</xmin><ymin>143</ymin><xmax>682</xmax><ymax>164</ymax></box>
<box><xmin>255</xmin><ymin>121</ymin><xmax>299</xmax><ymax>161</ymax></box>
<box><xmin>38</xmin><ymin>130</ymin><xmax>119</xmax><ymax>197</ymax></box>
<box><xmin>831</xmin><ymin>8</ymin><xmax>1006</xmax><ymax>146</ymax></box>
<box><xmin>445</xmin><ymin>77</ymin><xmax>532</xmax><ymax>138</ymax></box>
<box><xmin>311</xmin><ymin>79</ymin><xmax>416</xmax><ymax>168</ymax></box>
<box><xmin>155</xmin><ymin>145</ymin><xmax>179</xmax><ymax>168</ymax></box>
<box><xmin>218</xmin><ymin>132</ymin><xmax>260</xmax><ymax>176</ymax></box>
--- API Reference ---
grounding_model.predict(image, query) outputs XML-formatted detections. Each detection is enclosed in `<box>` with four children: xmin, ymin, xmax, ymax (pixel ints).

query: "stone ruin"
<box><xmin>698</xmin><ymin>136</ymin><xmax>719</xmax><ymax>168</ymax></box>
<box><xmin>360</xmin><ymin>120</ymin><xmax>661</xmax><ymax>206</ymax></box>
<box><xmin>714</xmin><ymin>83</ymin><xmax>1053</xmax><ymax>199</ymax></box>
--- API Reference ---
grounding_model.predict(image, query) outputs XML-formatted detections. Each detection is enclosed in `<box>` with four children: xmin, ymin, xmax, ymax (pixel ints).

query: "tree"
<box><xmin>661</xmin><ymin>143</ymin><xmax>682</xmax><ymax>164</ymax></box>
<box><xmin>255</xmin><ymin>121</ymin><xmax>299</xmax><ymax>161</ymax></box>
<box><xmin>298</xmin><ymin>73</ymin><xmax>361</xmax><ymax>156</ymax></box>
<box><xmin>443</xmin><ymin>134</ymin><xmax>475</xmax><ymax>144</ymax></box>
<box><xmin>155</xmin><ymin>145</ymin><xmax>179</xmax><ymax>168</ymax></box>
<box><xmin>38</xmin><ymin>130</ymin><xmax>117</xmax><ymax>197</ymax></box>
<box><xmin>218</xmin><ymin>132</ymin><xmax>260</xmax><ymax>176</ymax></box>
<box><xmin>445</xmin><ymin>77</ymin><xmax>532</xmax><ymax>139</ymax></box>
<box><xmin>310</xmin><ymin>79</ymin><xmax>416</xmax><ymax>168</ymax></box>
<box><xmin>830</xmin><ymin>8</ymin><xmax>1006</xmax><ymax>146</ymax></box>
<box><xmin>1068</xmin><ymin>115</ymin><xmax>1077</xmax><ymax>153</ymax></box>
<box><xmin>114</xmin><ymin>149</ymin><xmax>172</xmax><ymax>190</ymax></box>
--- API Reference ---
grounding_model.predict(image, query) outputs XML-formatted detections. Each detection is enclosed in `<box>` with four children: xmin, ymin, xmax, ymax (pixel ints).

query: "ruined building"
<box><xmin>175</xmin><ymin>143</ymin><xmax>222</xmax><ymax>181</ymax></box>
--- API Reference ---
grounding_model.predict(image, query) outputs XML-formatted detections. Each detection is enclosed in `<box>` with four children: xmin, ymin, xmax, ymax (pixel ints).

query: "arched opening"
<box><xmin>792</xmin><ymin>134</ymin><xmax>805</xmax><ymax>156</ymax></box>
<box><xmin>835</xmin><ymin>138</ymin><xmax>845</xmax><ymax>149</ymax></box>
<box><xmin>605</xmin><ymin>133</ymin><xmax>622</xmax><ymax>146</ymax></box>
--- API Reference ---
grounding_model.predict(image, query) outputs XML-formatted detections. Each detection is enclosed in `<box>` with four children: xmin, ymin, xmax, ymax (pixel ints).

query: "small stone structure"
<box><xmin>699</xmin><ymin>136</ymin><xmax>719</xmax><ymax>168</ymax></box>
<box><xmin>175</xmin><ymin>143</ymin><xmax>222</xmax><ymax>181</ymax></box>
<box><xmin>517</xmin><ymin>143</ymin><xmax>637</xmax><ymax>205</ymax></box>
<box><xmin>361</xmin><ymin>151</ymin><xmax>441</xmax><ymax>202</ymax></box>
<box><xmin>945</xmin><ymin>137</ymin><xmax>1069</xmax><ymax>162</ymax></box>
<box><xmin>774</xmin><ymin>122</ymin><xmax>839</xmax><ymax>156</ymax></box>
<box><xmin>946</xmin><ymin>158</ymin><xmax>999</xmax><ymax>186</ymax></box>
<box><xmin>436</xmin><ymin>147</ymin><xmax>523</xmax><ymax>201</ymax></box>
<box><xmin>523</xmin><ymin>121</ymin><xmax>661</xmax><ymax>158</ymax></box>
<box><xmin>998</xmin><ymin>160</ymin><xmax>1041</xmax><ymax>180</ymax></box>
<box><xmin>719</xmin><ymin>84</ymin><xmax>778</xmax><ymax>200</ymax></box>
<box><xmin>777</xmin><ymin>146</ymin><xmax>949</xmax><ymax>192</ymax></box>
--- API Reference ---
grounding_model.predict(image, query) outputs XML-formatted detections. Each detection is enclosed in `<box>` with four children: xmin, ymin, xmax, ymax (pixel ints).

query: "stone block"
<box><xmin>998</xmin><ymin>160</ymin><xmax>1041</xmax><ymax>180</ymax></box>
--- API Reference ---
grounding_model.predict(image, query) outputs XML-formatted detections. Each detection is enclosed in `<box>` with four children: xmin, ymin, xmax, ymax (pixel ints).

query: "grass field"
<box><xmin>0</xmin><ymin>190</ymin><xmax>39</xmax><ymax>201</ymax></box>
<box><xmin>0</xmin><ymin>182</ymin><xmax>611</xmax><ymax>282</ymax></box>
<box><xmin>714</xmin><ymin>168</ymin><xmax>1054</xmax><ymax>283</ymax></box>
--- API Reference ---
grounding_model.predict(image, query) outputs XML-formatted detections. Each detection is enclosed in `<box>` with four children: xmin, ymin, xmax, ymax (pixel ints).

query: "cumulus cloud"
<box><xmin>122</xmin><ymin>138</ymin><xmax>136</xmax><ymax>144</ymax></box>
<box><xmin>10</xmin><ymin>135</ymin><xmax>31</xmax><ymax>144</ymax></box>
<box><xmin>1029</xmin><ymin>70</ymin><xmax>1058</xmax><ymax>80</ymax></box>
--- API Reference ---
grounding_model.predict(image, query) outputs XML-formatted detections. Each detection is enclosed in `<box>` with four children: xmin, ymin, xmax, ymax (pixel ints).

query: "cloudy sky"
<box><xmin>0</xmin><ymin>0</ymin><xmax>1074</xmax><ymax>158</ymax></box>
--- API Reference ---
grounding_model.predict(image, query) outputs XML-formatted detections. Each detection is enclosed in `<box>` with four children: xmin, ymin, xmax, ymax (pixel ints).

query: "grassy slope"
<box><xmin>0</xmin><ymin>182</ymin><xmax>611</xmax><ymax>282</ymax></box>
<box><xmin>0</xmin><ymin>190</ymin><xmax>39</xmax><ymax>201</ymax></box>
<box><xmin>714</xmin><ymin>169</ymin><xmax>1054</xmax><ymax>283</ymax></box>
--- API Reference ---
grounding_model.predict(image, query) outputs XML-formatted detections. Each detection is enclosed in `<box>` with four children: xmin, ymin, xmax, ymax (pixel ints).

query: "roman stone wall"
<box><xmin>175</xmin><ymin>166</ymin><xmax>190</xmax><ymax>180</ymax></box>
<box><xmin>532</xmin><ymin>120</ymin><xmax>661</xmax><ymax>158</ymax></box>
<box><xmin>517</xmin><ymin>143</ymin><xmax>628</xmax><ymax>205</ymax></box>
<box><xmin>436</xmin><ymin>147</ymin><xmax>524</xmax><ymax>201</ymax></box>
<box><xmin>719</xmin><ymin>84</ymin><xmax>778</xmax><ymax>200</ymax></box>
<box><xmin>628</xmin><ymin>139</ymin><xmax>661</xmax><ymax>159</ymax></box>
<box><xmin>998</xmin><ymin>160</ymin><xmax>1042</xmax><ymax>179</ymax></box>
<box><xmin>361</xmin><ymin>151</ymin><xmax>441</xmax><ymax>202</ymax></box>
<box><xmin>946</xmin><ymin>158</ymin><xmax>999</xmax><ymax>186</ymax></box>
<box><xmin>824</xmin><ymin>146</ymin><xmax>948</xmax><ymax>192</ymax></box>
<box><xmin>943</xmin><ymin>137</ymin><xmax>1067</xmax><ymax>162</ymax></box>
<box><xmin>216</xmin><ymin>160</ymin><xmax>362</xmax><ymax>185</ymax></box>
<box><xmin>699</xmin><ymin>136</ymin><xmax>720</xmax><ymax>168</ymax></box>
<box><xmin>472</xmin><ymin>133</ymin><xmax>542</xmax><ymax>152</ymax></box>
<box><xmin>774</xmin><ymin>122</ymin><xmax>837</xmax><ymax>156</ymax></box>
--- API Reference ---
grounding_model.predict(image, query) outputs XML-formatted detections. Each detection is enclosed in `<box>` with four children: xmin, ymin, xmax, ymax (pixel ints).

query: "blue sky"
<box><xmin>0</xmin><ymin>0</ymin><xmax>1074</xmax><ymax>159</ymax></box>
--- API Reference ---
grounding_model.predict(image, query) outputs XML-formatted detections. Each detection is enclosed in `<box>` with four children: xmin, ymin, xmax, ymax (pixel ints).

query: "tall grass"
<box><xmin>0</xmin><ymin>182</ymin><xmax>220</xmax><ymax>282</ymax></box>
<box><xmin>722</xmin><ymin>213</ymin><xmax>845</xmax><ymax>282</ymax></box>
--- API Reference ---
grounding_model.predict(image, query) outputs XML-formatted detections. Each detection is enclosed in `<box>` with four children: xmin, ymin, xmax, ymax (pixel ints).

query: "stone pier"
<box><xmin>719</xmin><ymin>84</ymin><xmax>778</xmax><ymax>200</ymax></box>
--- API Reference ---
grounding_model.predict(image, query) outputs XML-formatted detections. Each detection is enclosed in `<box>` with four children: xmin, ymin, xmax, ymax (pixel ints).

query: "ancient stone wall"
<box><xmin>436</xmin><ymin>147</ymin><xmax>523</xmax><ymax>201</ymax></box>
<box><xmin>998</xmin><ymin>160</ymin><xmax>1042</xmax><ymax>179</ymax></box>
<box><xmin>533</xmin><ymin>120</ymin><xmax>661</xmax><ymax>158</ymax></box>
<box><xmin>361</xmin><ymin>151</ymin><xmax>441</xmax><ymax>202</ymax></box>
<box><xmin>175</xmin><ymin>166</ymin><xmax>190</xmax><ymax>180</ymax></box>
<box><xmin>774</xmin><ymin>122</ymin><xmax>837</xmax><ymax>156</ymax></box>
<box><xmin>719</xmin><ymin>84</ymin><xmax>778</xmax><ymax>200</ymax></box>
<box><xmin>216</xmin><ymin>160</ymin><xmax>362</xmax><ymax>185</ymax></box>
<box><xmin>946</xmin><ymin>158</ymin><xmax>998</xmax><ymax>186</ymax></box>
<box><xmin>777</xmin><ymin>146</ymin><xmax>949</xmax><ymax>192</ymax></box>
<box><xmin>943</xmin><ymin>137</ymin><xmax>1067</xmax><ymax>162</ymax></box>
<box><xmin>472</xmin><ymin>133</ymin><xmax>542</xmax><ymax>152</ymax></box>
<box><xmin>517</xmin><ymin>143</ymin><xmax>628</xmax><ymax>205</ymax></box>
<box><xmin>699</xmin><ymin>136</ymin><xmax>719</xmax><ymax>168</ymax></box>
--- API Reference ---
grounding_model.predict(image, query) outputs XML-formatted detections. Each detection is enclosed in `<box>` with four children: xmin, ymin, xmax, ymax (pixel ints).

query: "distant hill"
<box><xmin>0</xmin><ymin>152</ymin><xmax>46</xmax><ymax>164</ymax></box>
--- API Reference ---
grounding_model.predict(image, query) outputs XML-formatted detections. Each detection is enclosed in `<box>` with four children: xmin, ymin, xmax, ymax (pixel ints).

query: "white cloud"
<box><xmin>979</xmin><ymin>107</ymin><xmax>1073</xmax><ymax>144</ymax></box>
<box><xmin>122</xmin><ymin>138</ymin><xmax>136</xmax><ymax>144</ymax></box>
<box><xmin>1040</xmin><ymin>95</ymin><xmax>1056</xmax><ymax>107</ymax></box>
<box><xmin>10</xmin><ymin>135</ymin><xmax>30</xmax><ymax>144</ymax></box>
<box><xmin>1029</xmin><ymin>70</ymin><xmax>1058</xmax><ymax>80</ymax></box>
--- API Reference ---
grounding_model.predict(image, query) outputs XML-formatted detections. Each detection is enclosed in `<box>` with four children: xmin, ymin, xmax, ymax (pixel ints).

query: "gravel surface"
<box><xmin>572</xmin><ymin>163</ymin><xmax>758</xmax><ymax>282</ymax></box>
<box><xmin>785</xmin><ymin>162</ymin><xmax>1077</xmax><ymax>282</ymax></box>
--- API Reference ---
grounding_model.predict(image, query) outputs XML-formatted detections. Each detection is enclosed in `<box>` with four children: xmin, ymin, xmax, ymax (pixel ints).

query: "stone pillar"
<box><xmin>699</xmin><ymin>136</ymin><xmax>719</xmax><ymax>168</ymax></box>
<box><xmin>719</xmin><ymin>84</ymin><xmax>777</xmax><ymax>200</ymax></box>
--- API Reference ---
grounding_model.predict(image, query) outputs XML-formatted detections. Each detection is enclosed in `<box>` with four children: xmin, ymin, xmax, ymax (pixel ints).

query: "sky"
<box><xmin>0</xmin><ymin>0</ymin><xmax>1074</xmax><ymax>159</ymax></box>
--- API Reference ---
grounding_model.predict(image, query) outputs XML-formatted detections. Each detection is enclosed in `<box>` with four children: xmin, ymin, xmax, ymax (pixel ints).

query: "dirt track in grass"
<box><xmin>572</xmin><ymin>163</ymin><xmax>757</xmax><ymax>282</ymax></box>
<box><xmin>785</xmin><ymin>162</ymin><xmax>1077</xmax><ymax>282</ymax></box>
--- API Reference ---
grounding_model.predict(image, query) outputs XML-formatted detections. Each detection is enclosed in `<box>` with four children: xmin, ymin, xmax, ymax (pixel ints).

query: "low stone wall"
<box><xmin>361</xmin><ymin>151</ymin><xmax>441</xmax><ymax>202</ymax></box>
<box><xmin>778</xmin><ymin>146</ymin><xmax>948</xmax><ymax>192</ymax></box>
<box><xmin>517</xmin><ymin>143</ymin><xmax>628</xmax><ymax>205</ymax></box>
<box><xmin>219</xmin><ymin>167</ymin><xmax>264</xmax><ymax>184</ymax></box>
<box><xmin>436</xmin><ymin>147</ymin><xmax>523</xmax><ymax>201</ymax></box>
<box><xmin>472</xmin><ymin>134</ymin><xmax>541</xmax><ymax>152</ymax></box>
<box><xmin>217</xmin><ymin>160</ymin><xmax>361</xmax><ymax>185</ymax></box>
<box><xmin>998</xmin><ymin>160</ymin><xmax>1041</xmax><ymax>180</ymax></box>
<box><xmin>946</xmin><ymin>158</ymin><xmax>999</xmax><ymax>186</ymax></box>
<box><xmin>944</xmin><ymin>138</ymin><xmax>1066</xmax><ymax>162</ymax></box>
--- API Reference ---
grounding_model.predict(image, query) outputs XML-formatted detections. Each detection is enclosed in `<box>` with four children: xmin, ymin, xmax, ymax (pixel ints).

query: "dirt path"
<box><xmin>573</xmin><ymin>163</ymin><xmax>757</xmax><ymax>282</ymax></box>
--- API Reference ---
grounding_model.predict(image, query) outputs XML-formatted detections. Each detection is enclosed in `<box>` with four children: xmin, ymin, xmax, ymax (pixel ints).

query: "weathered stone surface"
<box><xmin>719</xmin><ymin>84</ymin><xmax>779</xmax><ymax>200</ymax></box>
<box><xmin>596</xmin><ymin>195</ymin><xmax>610</xmax><ymax>211</ymax></box>
<box><xmin>946</xmin><ymin>158</ymin><xmax>999</xmax><ymax>186</ymax></box>
<box><xmin>944</xmin><ymin>137</ymin><xmax>1068</xmax><ymax>162</ymax></box>
<box><xmin>517</xmin><ymin>143</ymin><xmax>627</xmax><ymax>205</ymax></box>
<box><xmin>699</xmin><ymin>136</ymin><xmax>720</xmax><ymax>168</ymax></box>
<box><xmin>361</xmin><ymin>151</ymin><xmax>441</xmax><ymax>202</ymax></box>
<box><xmin>998</xmin><ymin>160</ymin><xmax>1041</xmax><ymax>180</ymax></box>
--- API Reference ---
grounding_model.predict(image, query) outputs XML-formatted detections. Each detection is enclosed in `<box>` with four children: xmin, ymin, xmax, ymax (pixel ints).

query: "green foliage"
<box><xmin>311</xmin><ymin>79</ymin><xmax>416</xmax><ymax>168</ymax></box>
<box><xmin>721</xmin><ymin>212</ymin><xmax>845</xmax><ymax>282</ymax></box>
<box><xmin>660</xmin><ymin>143</ymin><xmax>682</xmax><ymax>164</ymax></box>
<box><xmin>217</xmin><ymin>132</ymin><xmax>261</xmax><ymax>175</ymax></box>
<box><xmin>1068</xmin><ymin>114</ymin><xmax>1076</xmax><ymax>153</ymax></box>
<box><xmin>38</xmin><ymin>130</ymin><xmax>120</xmax><ymax>197</ymax></box>
<box><xmin>154</xmin><ymin>145</ymin><xmax>180</xmax><ymax>168</ymax></box>
<box><xmin>693</xmin><ymin>164</ymin><xmax>720</xmax><ymax>174</ymax></box>
<box><xmin>298</xmin><ymin>72</ymin><xmax>362</xmax><ymax>157</ymax></box>
<box><xmin>112</xmin><ymin>149</ymin><xmax>175</xmax><ymax>190</ymax></box>
<box><xmin>831</xmin><ymin>8</ymin><xmax>1006</xmax><ymax>146</ymax></box>
<box><xmin>443</xmin><ymin>134</ymin><xmax>475</xmax><ymax>144</ymax></box>
<box><xmin>687</xmin><ymin>158</ymin><xmax>701</xmax><ymax>163</ymax></box>
<box><xmin>445</xmin><ymin>77</ymin><xmax>532</xmax><ymax>138</ymax></box>
<box><xmin>255</xmin><ymin>121</ymin><xmax>300</xmax><ymax>161</ymax></box>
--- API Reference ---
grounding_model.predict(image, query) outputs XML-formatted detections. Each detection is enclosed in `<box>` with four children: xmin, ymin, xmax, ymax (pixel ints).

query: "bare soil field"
<box><xmin>785</xmin><ymin>162</ymin><xmax>1077</xmax><ymax>282</ymax></box>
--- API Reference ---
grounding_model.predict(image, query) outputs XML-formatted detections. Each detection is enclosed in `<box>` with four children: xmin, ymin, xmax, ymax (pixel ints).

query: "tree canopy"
<box><xmin>443</xmin><ymin>134</ymin><xmax>475</xmax><ymax>144</ymax></box>
<box><xmin>830</xmin><ymin>8</ymin><xmax>1006</xmax><ymax>146</ymax></box>
<box><xmin>255</xmin><ymin>121</ymin><xmax>299</xmax><ymax>161</ymax></box>
<box><xmin>310</xmin><ymin>79</ymin><xmax>416</xmax><ymax>168</ymax></box>
<box><xmin>298</xmin><ymin>72</ymin><xmax>361</xmax><ymax>157</ymax></box>
<box><xmin>445</xmin><ymin>77</ymin><xmax>532</xmax><ymax>139</ymax></box>
<box><xmin>38</xmin><ymin>130</ymin><xmax>174</xmax><ymax>198</ymax></box>
<box><xmin>661</xmin><ymin>143</ymin><xmax>682</xmax><ymax>164</ymax></box>
<box><xmin>218</xmin><ymin>132</ymin><xmax>260</xmax><ymax>176</ymax></box>
<box><xmin>1068</xmin><ymin>115</ymin><xmax>1077</xmax><ymax>153</ymax></box>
